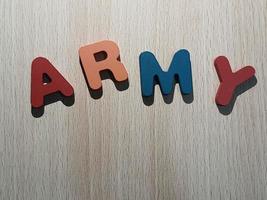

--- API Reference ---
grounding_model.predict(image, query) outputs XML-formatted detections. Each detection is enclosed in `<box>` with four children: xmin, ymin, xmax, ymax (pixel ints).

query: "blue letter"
<box><xmin>139</xmin><ymin>50</ymin><xmax>193</xmax><ymax>99</ymax></box>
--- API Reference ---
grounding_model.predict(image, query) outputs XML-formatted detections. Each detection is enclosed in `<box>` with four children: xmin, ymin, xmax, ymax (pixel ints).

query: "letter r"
<box><xmin>79</xmin><ymin>40</ymin><xmax>128</xmax><ymax>91</ymax></box>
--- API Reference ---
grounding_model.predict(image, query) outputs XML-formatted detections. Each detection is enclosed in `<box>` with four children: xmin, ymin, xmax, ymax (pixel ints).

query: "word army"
<box><xmin>31</xmin><ymin>40</ymin><xmax>256</xmax><ymax>118</ymax></box>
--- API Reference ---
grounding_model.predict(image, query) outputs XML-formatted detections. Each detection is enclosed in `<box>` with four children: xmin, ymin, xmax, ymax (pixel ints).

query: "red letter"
<box><xmin>31</xmin><ymin>57</ymin><xmax>74</xmax><ymax>116</ymax></box>
<box><xmin>214</xmin><ymin>56</ymin><xmax>255</xmax><ymax>106</ymax></box>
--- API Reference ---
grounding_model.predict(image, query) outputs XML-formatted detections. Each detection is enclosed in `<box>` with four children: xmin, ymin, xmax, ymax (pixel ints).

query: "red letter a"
<box><xmin>31</xmin><ymin>57</ymin><xmax>74</xmax><ymax>117</ymax></box>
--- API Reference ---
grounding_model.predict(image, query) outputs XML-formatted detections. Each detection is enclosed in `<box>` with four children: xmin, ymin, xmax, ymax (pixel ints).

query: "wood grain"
<box><xmin>0</xmin><ymin>0</ymin><xmax>266</xmax><ymax>199</ymax></box>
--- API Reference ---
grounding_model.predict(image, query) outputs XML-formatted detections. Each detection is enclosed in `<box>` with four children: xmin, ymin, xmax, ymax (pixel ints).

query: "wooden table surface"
<box><xmin>1</xmin><ymin>0</ymin><xmax>266</xmax><ymax>199</ymax></box>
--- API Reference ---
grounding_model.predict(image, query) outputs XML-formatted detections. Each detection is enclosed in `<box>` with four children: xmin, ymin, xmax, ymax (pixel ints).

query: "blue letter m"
<box><xmin>139</xmin><ymin>50</ymin><xmax>193</xmax><ymax>98</ymax></box>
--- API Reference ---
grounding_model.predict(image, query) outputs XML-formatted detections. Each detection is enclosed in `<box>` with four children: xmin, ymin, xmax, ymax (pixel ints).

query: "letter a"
<box><xmin>31</xmin><ymin>57</ymin><xmax>74</xmax><ymax>117</ymax></box>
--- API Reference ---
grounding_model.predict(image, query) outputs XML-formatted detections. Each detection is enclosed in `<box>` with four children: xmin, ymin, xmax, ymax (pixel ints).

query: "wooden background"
<box><xmin>1</xmin><ymin>0</ymin><xmax>266</xmax><ymax>199</ymax></box>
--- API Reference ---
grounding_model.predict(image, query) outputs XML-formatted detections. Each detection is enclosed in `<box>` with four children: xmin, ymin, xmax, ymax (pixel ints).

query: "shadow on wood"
<box><xmin>31</xmin><ymin>92</ymin><xmax>75</xmax><ymax>118</ymax></box>
<box><xmin>217</xmin><ymin>76</ymin><xmax>257</xmax><ymax>115</ymax></box>
<box><xmin>142</xmin><ymin>76</ymin><xmax>194</xmax><ymax>106</ymax></box>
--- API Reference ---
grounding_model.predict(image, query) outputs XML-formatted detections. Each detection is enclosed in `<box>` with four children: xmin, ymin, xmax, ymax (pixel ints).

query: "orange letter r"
<box><xmin>79</xmin><ymin>41</ymin><xmax>128</xmax><ymax>97</ymax></box>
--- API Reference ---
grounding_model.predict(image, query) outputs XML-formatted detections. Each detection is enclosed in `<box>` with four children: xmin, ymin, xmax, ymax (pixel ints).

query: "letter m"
<box><xmin>139</xmin><ymin>50</ymin><xmax>193</xmax><ymax>99</ymax></box>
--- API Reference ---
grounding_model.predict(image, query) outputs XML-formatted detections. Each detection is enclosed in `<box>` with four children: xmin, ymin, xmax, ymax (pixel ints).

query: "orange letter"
<box><xmin>79</xmin><ymin>41</ymin><xmax>128</xmax><ymax>97</ymax></box>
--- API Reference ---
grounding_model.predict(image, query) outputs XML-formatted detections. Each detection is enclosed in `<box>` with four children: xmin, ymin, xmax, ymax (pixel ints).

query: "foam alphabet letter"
<box><xmin>214</xmin><ymin>56</ymin><xmax>256</xmax><ymax>106</ymax></box>
<box><xmin>139</xmin><ymin>50</ymin><xmax>193</xmax><ymax>99</ymax></box>
<box><xmin>31</xmin><ymin>57</ymin><xmax>74</xmax><ymax>117</ymax></box>
<box><xmin>79</xmin><ymin>40</ymin><xmax>128</xmax><ymax>97</ymax></box>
